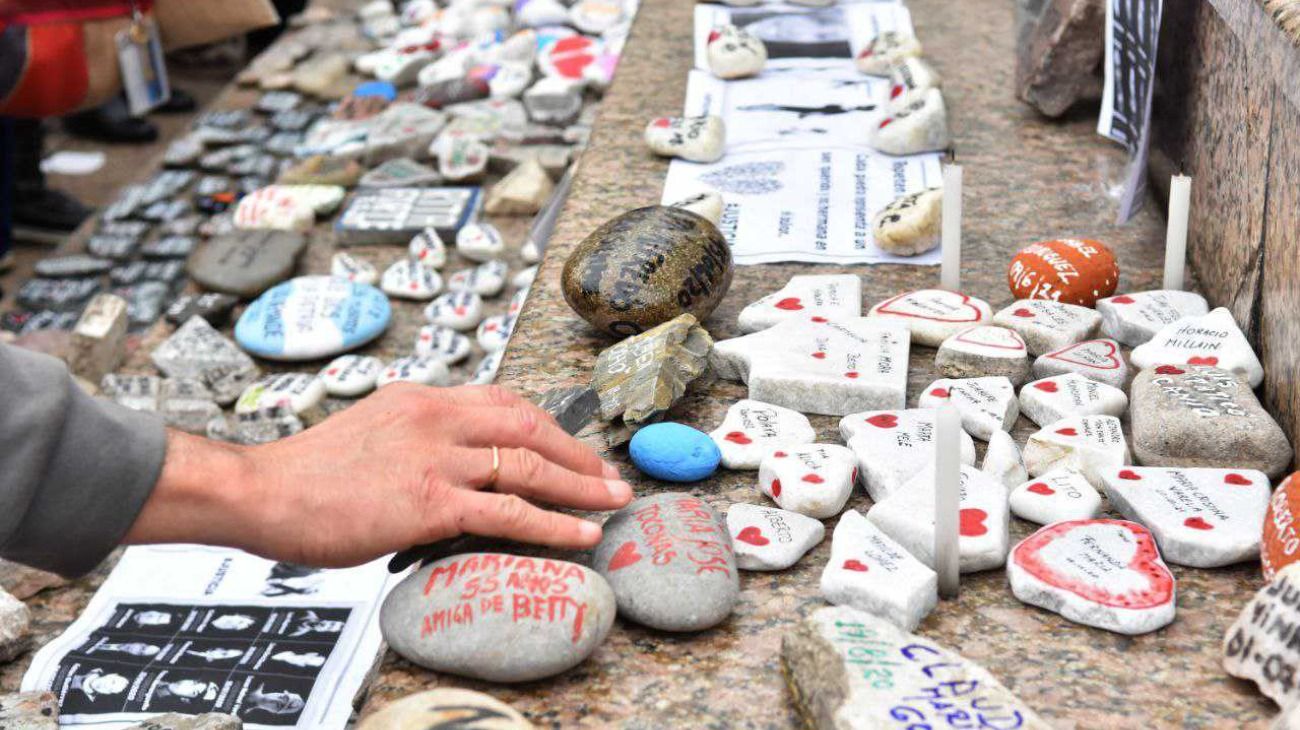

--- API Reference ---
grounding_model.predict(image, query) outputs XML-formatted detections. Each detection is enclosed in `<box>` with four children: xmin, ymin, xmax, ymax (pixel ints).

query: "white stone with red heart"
<box><xmin>1032</xmin><ymin>338</ymin><xmax>1128</xmax><ymax>389</ymax></box>
<box><xmin>644</xmin><ymin>115</ymin><xmax>726</xmax><ymax>163</ymax></box>
<box><xmin>1008</xmin><ymin>468</ymin><xmax>1101</xmax><ymax>525</ymax></box>
<box><xmin>706</xmin><ymin>24</ymin><xmax>767</xmax><ymax>80</ymax></box>
<box><xmin>1018</xmin><ymin>373</ymin><xmax>1127</xmax><ymax>428</ymax></box>
<box><xmin>330</xmin><ymin>252</ymin><xmax>378</xmax><ymax>286</ymax></box>
<box><xmin>408</xmin><ymin>228</ymin><xmax>447</xmax><ymax>270</ymax></box>
<box><xmin>855</xmin><ymin>31</ymin><xmax>922</xmax><ymax>76</ymax></box>
<box><xmin>868</xmin><ymin>289</ymin><xmax>992</xmax><ymax>347</ymax></box>
<box><xmin>424</xmin><ymin>291</ymin><xmax>485</xmax><ymax>331</ymax></box>
<box><xmin>871</xmin><ymin>88</ymin><xmax>949</xmax><ymax>156</ymax></box>
<box><xmin>992</xmin><ymin>299</ymin><xmax>1101</xmax><ymax>356</ymax></box>
<box><xmin>476</xmin><ymin>314</ymin><xmax>516</xmax><ymax>353</ymax></box>
<box><xmin>235</xmin><ymin>372</ymin><xmax>326</xmax><ymax>415</ymax></box>
<box><xmin>934</xmin><ymin>325</ymin><xmax>1030</xmax><ymax>385</ymax></box>
<box><xmin>841</xmin><ymin>408</ymin><xmax>975</xmax><ymax>502</ymax></box>
<box><xmin>455</xmin><ymin>222</ymin><xmax>506</xmax><ymax>263</ymax></box>
<box><xmin>757</xmin><ymin>443</ymin><xmax>856</xmax><ymax>519</ymax></box>
<box><xmin>981</xmin><ymin>429</ymin><xmax>1027</xmax><ymax>490</ymax></box>
<box><xmin>1008</xmin><ymin>519</ymin><xmax>1176</xmax><ymax>635</ymax></box>
<box><xmin>819</xmin><ymin>509</ymin><xmax>937</xmax><ymax>631</ymax></box>
<box><xmin>319</xmin><ymin>354</ymin><xmax>383</xmax><ymax>398</ymax></box>
<box><xmin>448</xmin><ymin>260</ymin><xmax>508</xmax><ymax>298</ymax></box>
<box><xmin>887</xmin><ymin>56</ymin><xmax>941</xmax><ymax>111</ymax></box>
<box><xmin>415</xmin><ymin>325</ymin><xmax>472</xmax><ymax>364</ymax></box>
<box><xmin>1130</xmin><ymin>307</ymin><xmax>1264</xmax><ymax>388</ymax></box>
<box><xmin>507</xmin><ymin>288</ymin><xmax>529</xmax><ymax>317</ymax></box>
<box><xmin>377</xmin><ymin>354</ymin><xmax>450</xmax><ymax>388</ymax></box>
<box><xmin>1099</xmin><ymin>466</ymin><xmax>1270</xmax><ymax>568</ymax></box>
<box><xmin>709</xmin><ymin>399</ymin><xmax>815</xmax><ymax>470</ymax></box>
<box><xmin>866</xmin><ymin>465</ymin><xmax>1010</xmax><ymax>573</ymax></box>
<box><xmin>710</xmin><ymin>315</ymin><xmax>910</xmax><ymax>417</ymax></box>
<box><xmin>381</xmin><ymin>258</ymin><xmax>443</xmax><ymax>300</ymax></box>
<box><xmin>1023</xmin><ymin>414</ymin><xmax>1129</xmax><ymax>488</ymax></box>
<box><xmin>1096</xmin><ymin>289</ymin><xmax>1208</xmax><ymax>347</ymax></box>
<box><xmin>917</xmin><ymin>376</ymin><xmax>1018</xmax><ymax>441</ymax></box>
<box><xmin>738</xmin><ymin>274</ymin><xmax>862</xmax><ymax>334</ymax></box>
<box><xmin>726</xmin><ymin>502</ymin><xmax>824</xmax><ymax>571</ymax></box>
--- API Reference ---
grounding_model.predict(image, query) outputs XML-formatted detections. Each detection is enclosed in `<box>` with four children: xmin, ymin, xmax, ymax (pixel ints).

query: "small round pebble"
<box><xmin>629</xmin><ymin>422</ymin><xmax>721</xmax><ymax>482</ymax></box>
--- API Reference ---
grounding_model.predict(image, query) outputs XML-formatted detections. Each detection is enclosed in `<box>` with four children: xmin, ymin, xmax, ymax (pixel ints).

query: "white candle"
<box><xmin>934</xmin><ymin>403</ymin><xmax>961</xmax><ymax>599</ymax></box>
<box><xmin>1163</xmin><ymin>175</ymin><xmax>1191</xmax><ymax>291</ymax></box>
<box><xmin>940</xmin><ymin>164</ymin><xmax>963</xmax><ymax>291</ymax></box>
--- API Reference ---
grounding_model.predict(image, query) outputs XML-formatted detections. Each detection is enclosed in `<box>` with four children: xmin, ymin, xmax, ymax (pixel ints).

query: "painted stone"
<box><xmin>591</xmin><ymin>314</ymin><xmax>712</xmax><ymax>424</ymax></box>
<box><xmin>523</xmin><ymin>76</ymin><xmax>582</xmax><ymax>126</ymax></box>
<box><xmin>707</xmin><ymin>24</ymin><xmax>767</xmax><ymax>80</ymax></box>
<box><xmin>992</xmin><ymin>299</ymin><xmax>1102</xmax><ymax>356</ymax></box>
<box><xmin>152</xmin><ymin>316</ymin><xmax>260</xmax><ymax>405</ymax></box>
<box><xmin>1101</xmin><ymin>465</ymin><xmax>1269</xmax><ymax>568</ymax></box>
<box><xmin>871</xmin><ymin>88</ymin><xmax>949</xmax><ymax>156</ymax></box>
<box><xmin>872</xmin><ymin>187</ymin><xmax>941</xmax><ymax>256</ymax></box>
<box><xmin>757</xmin><ymin>443</ymin><xmax>857</xmax><ymax>519</ymax></box>
<box><xmin>538</xmin><ymin>36</ymin><xmax>602</xmax><ymax>84</ymax></box>
<box><xmin>888</xmin><ymin>56</ymin><xmax>942</xmax><ymax>110</ymax></box>
<box><xmin>1264</xmin><ymin>473</ymin><xmax>1300</xmax><ymax>580</ymax></box>
<box><xmin>1097</xmin><ymin>289</ymin><xmax>1208</xmax><ymax>347</ymax></box>
<box><xmin>159</xmin><ymin>379</ymin><xmax>220</xmax><ymax>434</ymax></box>
<box><xmin>476</xmin><ymin>314</ymin><xmax>516</xmax><ymax>353</ymax></box>
<box><xmin>667</xmin><ymin>191</ymin><xmax>724</xmax><ymax>227</ymax></box>
<box><xmin>818</xmin><ymin>510</ymin><xmax>936</xmax><ymax>630</ymax></box>
<box><xmin>711</xmin><ymin>315</ymin><xmax>910</xmax><ymax>417</ymax></box>
<box><xmin>380</xmin><ymin>553</ymin><xmax>615</xmax><ymax>682</ymax></box>
<box><xmin>359</xmin><ymin>157</ymin><xmax>444</xmax><ymax>188</ymax></box>
<box><xmin>188</xmin><ymin>230</ymin><xmax>307</xmax><ymax>298</ymax></box>
<box><xmin>409</xmin><ymin>228</ymin><xmax>448</xmax><ymax>270</ymax></box>
<box><xmin>448</xmin><ymin>260</ymin><xmax>509</xmax><ymax>298</ymax></box>
<box><xmin>235</xmin><ymin>372</ymin><xmax>326</xmax><ymax>415</ymax></box>
<box><xmin>277</xmin><ymin>154</ymin><xmax>364</xmax><ymax>187</ymax></box>
<box><xmin>728</xmin><ymin>502</ymin><xmax>823</xmax><ymax>572</ymax></box>
<box><xmin>356</xmin><ymin>688</ymin><xmax>534</xmax><ymax>730</ymax></box>
<box><xmin>1009</xmin><ymin>468</ymin><xmax>1102</xmax><ymax>525</ymax></box>
<box><xmin>470</xmin><ymin>350</ymin><xmax>503</xmax><ymax>385</ymax></box>
<box><xmin>319</xmin><ymin>354</ymin><xmax>383</xmax><ymax>397</ymax></box>
<box><xmin>455</xmin><ymin>222</ymin><xmax>506</xmax><ymax>263</ymax></box>
<box><xmin>1129</xmin><ymin>365</ymin><xmax>1292</xmax><ymax>479</ymax></box>
<box><xmin>433</xmin><ymin>131</ymin><xmax>489</xmax><ymax>181</ymax></box>
<box><xmin>233</xmin><ymin>185</ymin><xmax>342</xmax><ymax>231</ymax></box>
<box><xmin>381</xmin><ymin>258</ymin><xmax>443</xmax><ymax>300</ymax></box>
<box><xmin>562</xmin><ymin>206</ymin><xmax>732</xmax><ymax>338</ymax></box>
<box><xmin>782</xmin><ymin>606</ymin><xmax>1047</xmax><ymax>729</ymax></box>
<box><xmin>982</xmin><ymin>428</ymin><xmax>1028</xmax><ymax>489</ymax></box>
<box><xmin>709</xmin><ymin>399</ymin><xmax>816</xmax><ymax>470</ymax></box>
<box><xmin>1032</xmin><ymin>338</ymin><xmax>1128</xmax><ymax>389</ymax></box>
<box><xmin>364</xmin><ymin>103</ymin><xmax>447</xmax><ymax>165</ymax></box>
<box><xmin>330</xmin><ymin>252</ymin><xmax>378</xmax><ymax>286</ymax></box>
<box><xmin>593</xmin><ymin>493</ymin><xmax>738</xmax><ymax>632</ymax></box>
<box><xmin>1130</xmin><ymin>307</ymin><xmax>1265</xmax><ymax>388</ymax></box>
<box><xmin>934</xmin><ymin>325</ymin><xmax>1030</xmax><ymax>385</ymax></box>
<box><xmin>854</xmin><ymin>32</ymin><xmax>923</xmax><ymax>76</ymax></box>
<box><xmin>867</xmin><ymin>465</ymin><xmax>1011</xmax><ymax>573</ymax></box>
<box><xmin>570</xmin><ymin>0</ymin><xmax>622</xmax><ymax>34</ymax></box>
<box><xmin>737</xmin><ymin>274</ymin><xmax>862</xmax><ymax>334</ymax></box>
<box><xmin>1019</xmin><ymin>372</ymin><xmax>1127</xmax><ymax>427</ymax></box>
<box><xmin>1007</xmin><ymin>238</ymin><xmax>1119</xmax><ymax>307</ymax></box>
<box><xmin>643</xmin><ymin>115</ymin><xmax>726</xmax><ymax>163</ymax></box>
<box><xmin>1008</xmin><ymin>519</ymin><xmax>1176</xmax><ymax>635</ymax></box>
<box><xmin>424</xmin><ymin>291</ymin><xmax>485</xmax><ymax>331</ymax></box>
<box><xmin>917</xmin><ymin>376</ymin><xmax>1019</xmax><ymax>441</ymax></box>
<box><xmin>235</xmin><ymin>276</ymin><xmax>391</xmax><ymax>361</ymax></box>
<box><xmin>1227</xmin><ymin>563</ymin><xmax>1300</xmax><ymax>716</ymax></box>
<box><xmin>378</xmin><ymin>355</ymin><xmax>451</xmax><ymax>387</ymax></box>
<box><xmin>416</xmin><ymin>325</ymin><xmax>472</xmax><ymax>364</ymax></box>
<box><xmin>508</xmin><ymin>288</ymin><xmax>529</xmax><ymax>318</ymax></box>
<box><xmin>101</xmin><ymin>374</ymin><xmax>162</xmax><ymax>412</ymax></box>
<box><xmin>1023</xmin><ymin>414</ymin><xmax>1129</xmax><ymax>488</ymax></box>
<box><xmin>868</xmin><ymin>289</ymin><xmax>993</xmax><ymax>347</ymax></box>
<box><xmin>841</xmin><ymin>408</ymin><xmax>976</xmax><ymax>501</ymax></box>
<box><xmin>629</xmin><ymin>422</ymin><xmax>721</xmax><ymax>482</ymax></box>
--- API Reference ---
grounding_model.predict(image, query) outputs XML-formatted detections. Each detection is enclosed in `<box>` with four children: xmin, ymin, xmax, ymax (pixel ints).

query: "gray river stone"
<box><xmin>380</xmin><ymin>553</ymin><xmax>616</xmax><ymax>683</ymax></box>
<box><xmin>189</xmin><ymin>230</ymin><xmax>307</xmax><ymax>298</ymax></box>
<box><xmin>593</xmin><ymin>493</ymin><xmax>738</xmax><ymax>632</ymax></box>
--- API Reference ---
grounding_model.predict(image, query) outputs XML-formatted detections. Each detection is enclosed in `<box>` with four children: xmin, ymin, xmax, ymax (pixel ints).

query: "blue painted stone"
<box><xmin>235</xmin><ymin>275</ymin><xmax>391</xmax><ymax>361</ymax></box>
<box><xmin>353</xmin><ymin>80</ymin><xmax>397</xmax><ymax>101</ymax></box>
<box><xmin>629</xmin><ymin>423</ymin><xmax>721</xmax><ymax>483</ymax></box>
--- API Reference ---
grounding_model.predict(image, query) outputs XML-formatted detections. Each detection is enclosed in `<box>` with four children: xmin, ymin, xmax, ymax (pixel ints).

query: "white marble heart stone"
<box><xmin>934</xmin><ymin>325</ymin><xmax>1030</xmax><ymax>384</ymax></box>
<box><xmin>381</xmin><ymin>258</ymin><xmax>443</xmax><ymax>300</ymax></box>
<box><xmin>855</xmin><ymin>31</ymin><xmax>922</xmax><ymax>76</ymax></box>
<box><xmin>319</xmin><ymin>354</ymin><xmax>383</xmax><ymax>397</ymax></box>
<box><xmin>841</xmin><ymin>409</ymin><xmax>976</xmax><ymax>502</ymax></box>
<box><xmin>757</xmin><ymin>443</ymin><xmax>857</xmax><ymax>519</ymax></box>
<box><xmin>1032</xmin><ymin>338</ymin><xmax>1129</xmax><ymax>389</ymax></box>
<box><xmin>981</xmin><ymin>429</ymin><xmax>1027</xmax><ymax>490</ymax></box>
<box><xmin>415</xmin><ymin>325</ymin><xmax>472</xmax><ymax>364</ymax></box>
<box><xmin>726</xmin><ymin>502</ymin><xmax>824</xmax><ymax>571</ymax></box>
<box><xmin>448</xmin><ymin>260</ymin><xmax>508</xmax><ymax>297</ymax></box>
<box><xmin>868</xmin><ymin>289</ymin><xmax>993</xmax><ymax>347</ymax></box>
<box><xmin>887</xmin><ymin>56</ymin><xmax>941</xmax><ymax>111</ymax></box>
<box><xmin>1100</xmin><ymin>465</ymin><xmax>1270</xmax><ymax>568</ymax></box>
<box><xmin>917</xmin><ymin>376</ymin><xmax>1018</xmax><ymax>441</ymax></box>
<box><xmin>476</xmin><ymin>314</ymin><xmax>515</xmax><ymax>353</ymax></box>
<box><xmin>871</xmin><ymin>88</ymin><xmax>949</xmax><ymax>156</ymax></box>
<box><xmin>235</xmin><ymin>372</ymin><xmax>326</xmax><ymax>415</ymax></box>
<box><xmin>992</xmin><ymin>299</ymin><xmax>1102</xmax><ymax>356</ymax></box>
<box><xmin>819</xmin><ymin>510</ymin><xmax>937</xmax><ymax>631</ymax></box>
<box><xmin>737</xmin><ymin>274</ymin><xmax>862</xmax><ymax>334</ymax></box>
<box><xmin>706</xmin><ymin>24</ymin><xmax>768</xmax><ymax>80</ymax></box>
<box><xmin>644</xmin><ymin>115</ymin><xmax>726</xmax><ymax>163</ymax></box>
<box><xmin>424</xmin><ymin>291</ymin><xmax>485</xmax><ymax>330</ymax></box>
<box><xmin>1008</xmin><ymin>468</ymin><xmax>1102</xmax><ymax>525</ymax></box>
<box><xmin>408</xmin><ymin>228</ymin><xmax>448</xmax><ymax>269</ymax></box>
<box><xmin>1018</xmin><ymin>373</ymin><xmax>1128</xmax><ymax>428</ymax></box>
<box><xmin>1023</xmin><ymin>414</ymin><xmax>1130</xmax><ymax>488</ymax></box>
<box><xmin>709</xmin><ymin>399</ymin><xmax>816</xmax><ymax>470</ymax></box>
<box><xmin>1008</xmin><ymin>519</ymin><xmax>1176</xmax><ymax>635</ymax></box>
<box><xmin>330</xmin><ymin>252</ymin><xmax>378</xmax><ymax>285</ymax></box>
<box><xmin>455</xmin><ymin>222</ymin><xmax>505</xmax><ymax>263</ymax></box>
<box><xmin>710</xmin><ymin>315</ymin><xmax>910</xmax><ymax>417</ymax></box>
<box><xmin>1130</xmin><ymin>307</ymin><xmax>1264</xmax><ymax>387</ymax></box>
<box><xmin>378</xmin><ymin>355</ymin><xmax>450</xmax><ymax>387</ymax></box>
<box><xmin>866</xmin><ymin>465</ymin><xmax>1010</xmax><ymax>573</ymax></box>
<box><xmin>1097</xmin><ymin>289</ymin><xmax>1208</xmax><ymax>347</ymax></box>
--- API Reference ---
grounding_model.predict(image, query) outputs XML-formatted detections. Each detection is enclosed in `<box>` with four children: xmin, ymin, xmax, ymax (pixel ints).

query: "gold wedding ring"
<box><xmin>487</xmin><ymin>445</ymin><xmax>501</xmax><ymax>489</ymax></box>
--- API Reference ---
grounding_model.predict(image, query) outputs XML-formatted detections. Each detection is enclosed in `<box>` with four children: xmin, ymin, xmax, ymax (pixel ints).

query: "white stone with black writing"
<box><xmin>917</xmin><ymin>376</ymin><xmax>1019</xmax><ymax>441</ymax></box>
<box><xmin>1130</xmin><ymin>307</ymin><xmax>1264</xmax><ymax>387</ymax></box>
<box><xmin>708</xmin><ymin>399</ymin><xmax>816</xmax><ymax>470</ymax></box>
<box><xmin>727</xmin><ymin>502</ymin><xmax>824</xmax><ymax>571</ymax></box>
<box><xmin>842</xmin><ymin>408</ymin><xmax>976</xmax><ymax>502</ymax></box>
<box><xmin>1008</xmin><ymin>468</ymin><xmax>1102</xmax><ymax>525</ymax></box>
<box><xmin>819</xmin><ymin>510</ymin><xmax>937</xmax><ymax>631</ymax></box>
<box><xmin>757</xmin><ymin>443</ymin><xmax>857</xmax><ymax>519</ymax></box>
<box><xmin>1019</xmin><ymin>372</ymin><xmax>1128</xmax><ymax>428</ymax></box>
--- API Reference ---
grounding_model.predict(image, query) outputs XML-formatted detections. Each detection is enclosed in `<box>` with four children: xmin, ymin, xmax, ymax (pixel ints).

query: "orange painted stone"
<box><xmin>1262</xmin><ymin>472</ymin><xmax>1300</xmax><ymax>580</ymax></box>
<box><xmin>1007</xmin><ymin>238</ymin><xmax>1119</xmax><ymax>307</ymax></box>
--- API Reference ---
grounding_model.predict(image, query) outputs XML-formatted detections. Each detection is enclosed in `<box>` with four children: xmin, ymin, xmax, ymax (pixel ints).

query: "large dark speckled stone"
<box><xmin>561</xmin><ymin>206</ymin><xmax>733</xmax><ymax>338</ymax></box>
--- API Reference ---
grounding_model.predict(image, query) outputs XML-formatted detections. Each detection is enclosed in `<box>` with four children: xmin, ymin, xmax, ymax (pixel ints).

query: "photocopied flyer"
<box><xmin>693</xmin><ymin>2</ymin><xmax>913</xmax><ymax>71</ymax></box>
<box><xmin>22</xmin><ymin>546</ymin><xmax>401</xmax><ymax>729</ymax></box>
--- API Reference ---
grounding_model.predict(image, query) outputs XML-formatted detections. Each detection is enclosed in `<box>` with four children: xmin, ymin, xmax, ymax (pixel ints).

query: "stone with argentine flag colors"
<box><xmin>235</xmin><ymin>276</ymin><xmax>390</xmax><ymax>361</ymax></box>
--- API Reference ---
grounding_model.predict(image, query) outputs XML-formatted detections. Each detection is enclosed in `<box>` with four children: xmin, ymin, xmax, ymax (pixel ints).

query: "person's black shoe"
<box><xmin>13</xmin><ymin>186</ymin><xmax>93</xmax><ymax>243</ymax></box>
<box><xmin>63</xmin><ymin>97</ymin><xmax>158</xmax><ymax>144</ymax></box>
<box><xmin>154</xmin><ymin>87</ymin><xmax>197</xmax><ymax>114</ymax></box>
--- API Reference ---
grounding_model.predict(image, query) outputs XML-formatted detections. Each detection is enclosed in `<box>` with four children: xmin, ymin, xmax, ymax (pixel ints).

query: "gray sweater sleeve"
<box><xmin>0</xmin><ymin>343</ymin><xmax>166</xmax><ymax>576</ymax></box>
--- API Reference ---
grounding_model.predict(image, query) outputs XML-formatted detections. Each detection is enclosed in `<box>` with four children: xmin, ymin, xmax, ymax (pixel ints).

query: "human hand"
<box><xmin>125</xmin><ymin>383</ymin><xmax>633</xmax><ymax>568</ymax></box>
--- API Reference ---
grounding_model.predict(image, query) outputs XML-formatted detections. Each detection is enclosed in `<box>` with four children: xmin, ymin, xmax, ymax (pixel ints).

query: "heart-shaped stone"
<box><xmin>869</xmin><ymin>289</ymin><xmax>992</xmax><ymax>347</ymax></box>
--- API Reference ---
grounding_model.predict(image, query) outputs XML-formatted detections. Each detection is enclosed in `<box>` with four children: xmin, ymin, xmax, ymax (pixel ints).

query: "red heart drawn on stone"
<box><xmin>724</xmin><ymin>431</ymin><xmax>752</xmax><ymax>445</ymax></box>
<box><xmin>736</xmin><ymin>526</ymin><xmax>769</xmax><ymax>546</ymax></box>
<box><xmin>960</xmin><ymin>508</ymin><xmax>989</xmax><ymax>537</ymax></box>
<box><xmin>1012</xmin><ymin>519</ymin><xmax>1173</xmax><ymax>608</ymax></box>
<box><xmin>707</xmin><ymin>29</ymin><xmax>722</xmax><ymax>43</ymax></box>
<box><xmin>608</xmin><ymin>541</ymin><xmax>642</xmax><ymax>571</ymax></box>
<box><xmin>1013</xmin><ymin>308</ymin><xmax>1035</xmax><ymax>318</ymax></box>
<box><xmin>954</xmin><ymin>327</ymin><xmax>1026</xmax><ymax>351</ymax></box>
<box><xmin>326</xmin><ymin>368</ymin><xmax>339</xmax><ymax>376</ymax></box>
<box><xmin>875</xmin><ymin>290</ymin><xmax>985</xmax><ymax>323</ymax></box>
<box><xmin>771</xmin><ymin>479</ymin><xmax>782</xmax><ymax>497</ymax></box>
<box><xmin>857</xmin><ymin>48</ymin><xmax>874</xmax><ymax>59</ymax></box>
<box><xmin>1056</xmin><ymin>427</ymin><xmax>1078</xmax><ymax>437</ymax></box>
<box><xmin>890</xmin><ymin>84</ymin><xmax>904</xmax><ymax>99</ymax></box>
<box><xmin>1154</xmin><ymin>365</ymin><xmax>1185</xmax><ymax>375</ymax></box>
<box><xmin>774</xmin><ymin>297</ymin><xmax>803</xmax><ymax>310</ymax></box>
<box><xmin>1027</xmin><ymin>483</ymin><xmax>1055</xmax><ymax>496</ymax></box>
<box><xmin>851</xmin><ymin>467</ymin><xmax>859</xmax><ymax>483</ymax></box>
<box><xmin>1187</xmin><ymin>356</ymin><xmax>1219</xmax><ymax>366</ymax></box>
<box><xmin>1184</xmin><ymin>516</ymin><xmax>1214</xmax><ymax>530</ymax></box>
<box><xmin>845</xmin><ymin>371</ymin><xmax>860</xmax><ymax>379</ymax></box>
<box><xmin>454</xmin><ymin>306</ymin><xmax>467</xmax><ymax>315</ymax></box>
<box><xmin>866</xmin><ymin>414</ymin><xmax>898</xmax><ymax>429</ymax></box>
<box><xmin>811</xmin><ymin>316</ymin><xmax>829</xmax><ymax>323</ymax></box>
<box><xmin>811</xmin><ymin>352</ymin><xmax>826</xmax><ymax>359</ymax></box>
<box><xmin>1046</xmin><ymin>340</ymin><xmax>1121</xmax><ymax>370</ymax></box>
<box><xmin>878</xmin><ymin>118</ymin><xmax>893</xmax><ymax>129</ymax></box>
<box><xmin>1224</xmin><ymin>473</ymin><xmax>1252</xmax><ymax>486</ymax></box>
<box><xmin>930</xmin><ymin>387</ymin><xmax>950</xmax><ymax>398</ymax></box>
<box><xmin>802</xmin><ymin>474</ymin><xmax>825</xmax><ymax>484</ymax></box>
<box><xmin>553</xmin><ymin>53</ymin><xmax>594</xmax><ymax>79</ymax></box>
<box><xmin>842</xmin><ymin>559</ymin><xmax>869</xmax><ymax>572</ymax></box>
<box><xmin>1118</xmin><ymin>470</ymin><xmax>1142</xmax><ymax>481</ymax></box>
<box><xmin>773</xmin><ymin>451</ymin><xmax>787</xmax><ymax>458</ymax></box>
<box><xmin>1110</xmin><ymin>295</ymin><xmax>1136</xmax><ymax>304</ymax></box>
<box><xmin>1034</xmin><ymin>381</ymin><xmax>1059</xmax><ymax>393</ymax></box>
<box><xmin>652</xmin><ymin>116</ymin><xmax>671</xmax><ymax>128</ymax></box>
